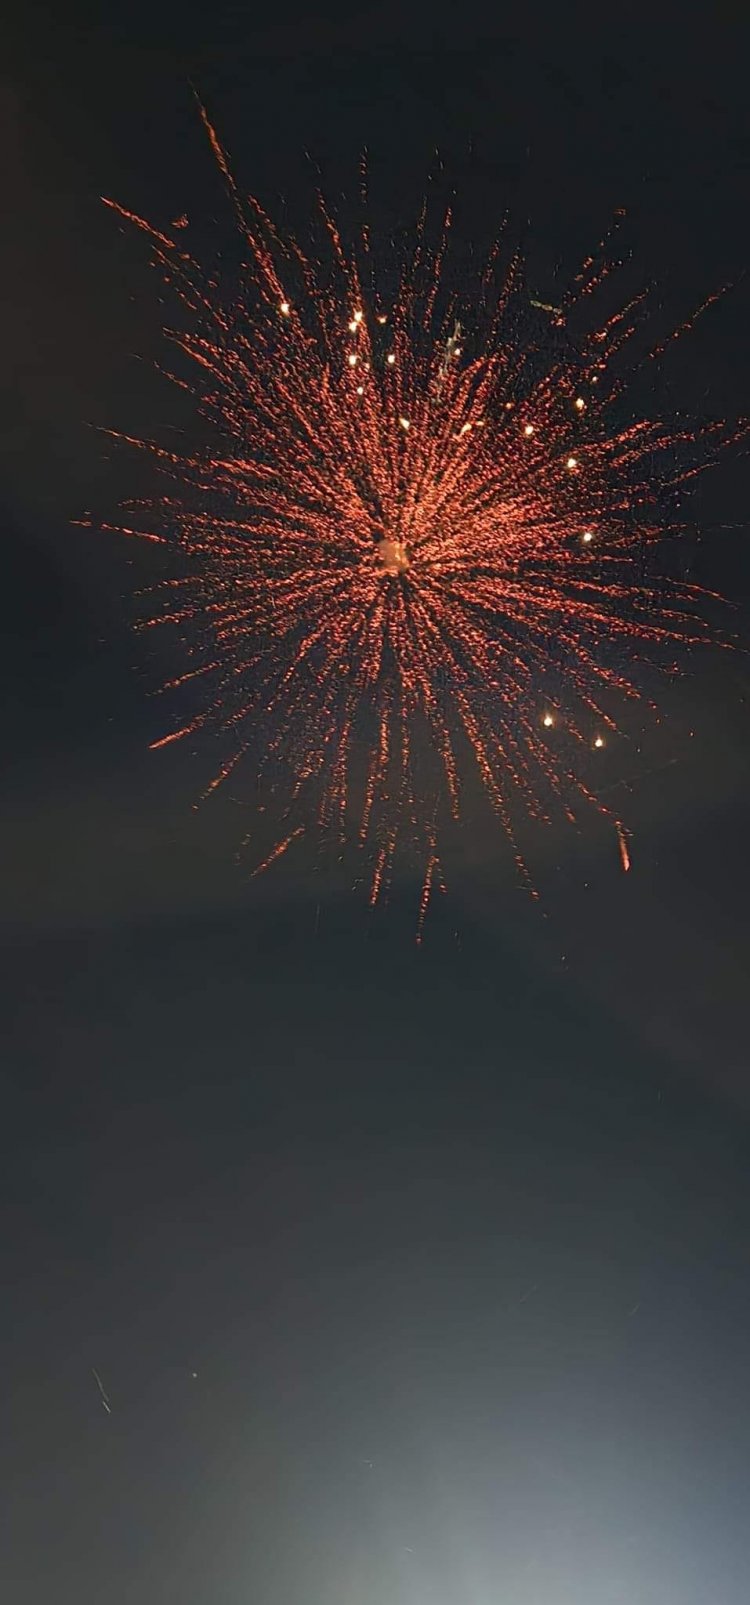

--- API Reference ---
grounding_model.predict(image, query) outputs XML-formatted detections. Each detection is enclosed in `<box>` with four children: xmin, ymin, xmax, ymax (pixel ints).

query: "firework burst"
<box><xmin>93</xmin><ymin>113</ymin><xmax>742</xmax><ymax>931</ymax></box>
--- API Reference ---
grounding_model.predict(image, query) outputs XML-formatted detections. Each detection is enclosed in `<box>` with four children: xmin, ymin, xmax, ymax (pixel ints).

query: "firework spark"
<box><xmin>94</xmin><ymin>117</ymin><xmax>741</xmax><ymax>930</ymax></box>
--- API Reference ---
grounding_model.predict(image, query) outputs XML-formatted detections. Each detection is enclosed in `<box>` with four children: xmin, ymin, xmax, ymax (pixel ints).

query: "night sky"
<box><xmin>4</xmin><ymin>5</ymin><xmax>750</xmax><ymax>1602</ymax></box>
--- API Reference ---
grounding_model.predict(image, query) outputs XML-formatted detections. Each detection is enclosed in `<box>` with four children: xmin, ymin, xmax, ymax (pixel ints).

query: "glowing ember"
<box><xmin>95</xmin><ymin>110</ymin><xmax>742</xmax><ymax>926</ymax></box>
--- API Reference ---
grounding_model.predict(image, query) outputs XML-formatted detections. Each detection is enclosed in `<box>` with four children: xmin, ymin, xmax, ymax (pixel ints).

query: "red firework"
<box><xmin>93</xmin><ymin>113</ymin><xmax>740</xmax><ymax>930</ymax></box>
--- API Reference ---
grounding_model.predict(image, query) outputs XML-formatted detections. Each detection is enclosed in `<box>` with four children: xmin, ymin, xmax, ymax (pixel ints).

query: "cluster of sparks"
<box><xmin>95</xmin><ymin>112</ymin><xmax>740</xmax><ymax>931</ymax></box>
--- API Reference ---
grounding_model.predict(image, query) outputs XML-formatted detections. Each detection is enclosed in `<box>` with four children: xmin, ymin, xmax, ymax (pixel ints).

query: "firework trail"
<box><xmin>92</xmin><ymin>1368</ymin><xmax>111</xmax><ymax>1414</ymax></box>
<box><xmin>92</xmin><ymin>114</ymin><xmax>742</xmax><ymax>931</ymax></box>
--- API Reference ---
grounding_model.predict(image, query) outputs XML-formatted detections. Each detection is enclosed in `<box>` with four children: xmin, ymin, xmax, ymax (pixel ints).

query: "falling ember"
<box><xmin>100</xmin><ymin>116</ymin><xmax>742</xmax><ymax>918</ymax></box>
<box><xmin>616</xmin><ymin>821</ymin><xmax>631</xmax><ymax>873</ymax></box>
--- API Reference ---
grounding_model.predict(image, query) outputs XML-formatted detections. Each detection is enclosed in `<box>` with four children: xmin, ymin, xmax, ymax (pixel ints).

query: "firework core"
<box><xmin>376</xmin><ymin>537</ymin><xmax>410</xmax><ymax>576</ymax></box>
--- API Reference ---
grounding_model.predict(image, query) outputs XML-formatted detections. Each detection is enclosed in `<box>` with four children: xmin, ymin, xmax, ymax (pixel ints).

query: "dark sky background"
<box><xmin>4</xmin><ymin>4</ymin><xmax>750</xmax><ymax>1602</ymax></box>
